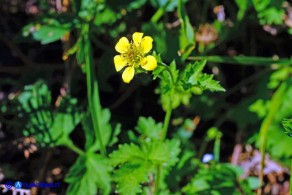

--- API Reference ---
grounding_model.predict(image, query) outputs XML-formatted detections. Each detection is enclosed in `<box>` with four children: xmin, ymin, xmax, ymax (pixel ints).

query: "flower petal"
<box><xmin>115</xmin><ymin>37</ymin><xmax>129</xmax><ymax>53</ymax></box>
<box><xmin>122</xmin><ymin>67</ymin><xmax>135</xmax><ymax>83</ymax></box>
<box><xmin>132</xmin><ymin>32</ymin><xmax>143</xmax><ymax>46</ymax></box>
<box><xmin>141</xmin><ymin>56</ymin><xmax>157</xmax><ymax>71</ymax></box>
<box><xmin>141</xmin><ymin>36</ymin><xmax>153</xmax><ymax>53</ymax></box>
<box><xmin>114</xmin><ymin>55</ymin><xmax>127</xmax><ymax>71</ymax></box>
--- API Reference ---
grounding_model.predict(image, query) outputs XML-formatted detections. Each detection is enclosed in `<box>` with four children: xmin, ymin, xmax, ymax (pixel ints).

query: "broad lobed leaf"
<box><xmin>65</xmin><ymin>153</ymin><xmax>112</xmax><ymax>195</ymax></box>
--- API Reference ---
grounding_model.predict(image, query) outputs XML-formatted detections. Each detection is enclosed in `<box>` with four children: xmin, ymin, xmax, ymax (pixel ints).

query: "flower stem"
<box><xmin>155</xmin><ymin>94</ymin><xmax>173</xmax><ymax>194</ymax></box>
<box><xmin>83</xmin><ymin>23</ymin><xmax>106</xmax><ymax>156</ymax></box>
<box><xmin>161</xmin><ymin>97</ymin><xmax>172</xmax><ymax>140</ymax></box>
<box><xmin>154</xmin><ymin>165</ymin><xmax>162</xmax><ymax>195</ymax></box>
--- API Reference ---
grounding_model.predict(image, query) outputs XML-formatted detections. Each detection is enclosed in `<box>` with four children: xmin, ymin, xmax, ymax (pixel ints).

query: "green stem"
<box><xmin>154</xmin><ymin>165</ymin><xmax>162</xmax><ymax>195</ymax></box>
<box><xmin>155</xmin><ymin>94</ymin><xmax>173</xmax><ymax>194</ymax></box>
<box><xmin>83</xmin><ymin>23</ymin><xmax>106</xmax><ymax>156</ymax></box>
<box><xmin>161</xmin><ymin>99</ymin><xmax>172</xmax><ymax>140</ymax></box>
<box><xmin>214</xmin><ymin>136</ymin><xmax>221</xmax><ymax>162</ymax></box>
<box><xmin>151</xmin><ymin>0</ymin><xmax>171</xmax><ymax>23</ymax></box>
<box><xmin>66</xmin><ymin>141</ymin><xmax>85</xmax><ymax>155</ymax></box>
<box><xmin>158</xmin><ymin>62</ymin><xmax>174</xmax><ymax>86</ymax></box>
<box><xmin>257</xmin><ymin>82</ymin><xmax>287</xmax><ymax>195</ymax></box>
<box><xmin>155</xmin><ymin>61</ymin><xmax>175</xmax><ymax>194</ymax></box>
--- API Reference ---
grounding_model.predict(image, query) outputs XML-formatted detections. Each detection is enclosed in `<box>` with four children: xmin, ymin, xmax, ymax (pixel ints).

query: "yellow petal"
<box><xmin>141</xmin><ymin>56</ymin><xmax>157</xmax><ymax>71</ymax></box>
<box><xmin>115</xmin><ymin>37</ymin><xmax>129</xmax><ymax>53</ymax></box>
<box><xmin>132</xmin><ymin>32</ymin><xmax>143</xmax><ymax>46</ymax></box>
<box><xmin>114</xmin><ymin>55</ymin><xmax>127</xmax><ymax>71</ymax></box>
<box><xmin>141</xmin><ymin>36</ymin><xmax>153</xmax><ymax>53</ymax></box>
<box><xmin>122</xmin><ymin>67</ymin><xmax>135</xmax><ymax>83</ymax></box>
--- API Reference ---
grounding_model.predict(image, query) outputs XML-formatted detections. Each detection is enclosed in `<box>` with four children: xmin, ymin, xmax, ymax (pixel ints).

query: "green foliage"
<box><xmin>65</xmin><ymin>152</ymin><xmax>112</xmax><ymax>195</ymax></box>
<box><xmin>18</xmin><ymin>80</ymin><xmax>81</xmax><ymax>147</ymax></box>
<box><xmin>150</xmin><ymin>0</ymin><xmax>188</xmax><ymax>12</ymax></box>
<box><xmin>110</xmin><ymin>139</ymin><xmax>180</xmax><ymax>194</ymax></box>
<box><xmin>206</xmin><ymin>127</ymin><xmax>222</xmax><ymax>141</ymax></box>
<box><xmin>156</xmin><ymin>60</ymin><xmax>225</xmax><ymax>110</ymax></box>
<box><xmin>235</xmin><ymin>0</ymin><xmax>252</xmax><ymax>20</ymax></box>
<box><xmin>182</xmin><ymin>164</ymin><xmax>259</xmax><ymax>194</ymax></box>
<box><xmin>250</xmin><ymin>73</ymin><xmax>292</xmax><ymax>162</ymax></box>
<box><xmin>268</xmin><ymin>67</ymin><xmax>292</xmax><ymax>89</ymax></box>
<box><xmin>82</xmin><ymin>110</ymin><xmax>121</xmax><ymax>151</ymax></box>
<box><xmin>108</xmin><ymin>0</ymin><xmax>147</xmax><ymax>12</ymax></box>
<box><xmin>110</xmin><ymin>117</ymin><xmax>180</xmax><ymax>194</ymax></box>
<box><xmin>114</xmin><ymin>162</ymin><xmax>151</xmax><ymax>195</ymax></box>
<box><xmin>22</xmin><ymin>16</ymin><xmax>73</xmax><ymax>44</ymax></box>
<box><xmin>249</xmin><ymin>99</ymin><xmax>270</xmax><ymax>118</ymax></box>
<box><xmin>177</xmin><ymin>0</ymin><xmax>195</xmax><ymax>60</ymax></box>
<box><xmin>180</xmin><ymin>60</ymin><xmax>225</xmax><ymax>92</ymax></box>
<box><xmin>282</xmin><ymin>118</ymin><xmax>292</xmax><ymax>137</ymax></box>
<box><xmin>93</xmin><ymin>7</ymin><xmax>121</xmax><ymax>26</ymax></box>
<box><xmin>135</xmin><ymin>117</ymin><xmax>163</xmax><ymax>141</ymax></box>
<box><xmin>252</xmin><ymin>0</ymin><xmax>285</xmax><ymax>25</ymax></box>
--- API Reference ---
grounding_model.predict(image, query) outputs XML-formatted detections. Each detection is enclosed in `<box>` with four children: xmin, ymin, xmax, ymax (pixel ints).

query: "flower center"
<box><xmin>122</xmin><ymin>42</ymin><xmax>144</xmax><ymax>67</ymax></box>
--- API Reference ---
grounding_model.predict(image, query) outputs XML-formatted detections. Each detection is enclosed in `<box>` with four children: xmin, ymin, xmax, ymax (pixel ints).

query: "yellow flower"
<box><xmin>114</xmin><ymin>32</ymin><xmax>157</xmax><ymax>83</ymax></box>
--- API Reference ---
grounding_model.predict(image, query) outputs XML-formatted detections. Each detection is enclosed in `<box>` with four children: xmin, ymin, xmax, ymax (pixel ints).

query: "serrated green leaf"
<box><xmin>252</xmin><ymin>0</ymin><xmax>285</xmax><ymax>25</ymax></box>
<box><xmin>282</xmin><ymin>118</ymin><xmax>292</xmax><ymax>137</ymax></box>
<box><xmin>82</xmin><ymin>108</ymin><xmax>121</xmax><ymax>151</ymax></box>
<box><xmin>182</xmin><ymin>163</ymin><xmax>247</xmax><ymax>194</ymax></box>
<box><xmin>180</xmin><ymin>61</ymin><xmax>205</xmax><ymax>90</ymax></box>
<box><xmin>135</xmin><ymin>117</ymin><xmax>163</xmax><ymax>140</ymax></box>
<box><xmin>144</xmin><ymin>139</ymin><xmax>181</xmax><ymax>167</ymax></box>
<box><xmin>152</xmin><ymin>65</ymin><xmax>166</xmax><ymax>80</ymax></box>
<box><xmin>198</xmin><ymin>74</ymin><xmax>225</xmax><ymax>92</ymax></box>
<box><xmin>114</xmin><ymin>162</ymin><xmax>151</xmax><ymax>195</ymax></box>
<box><xmin>110</xmin><ymin>139</ymin><xmax>180</xmax><ymax>194</ymax></box>
<box><xmin>65</xmin><ymin>153</ymin><xmax>112</xmax><ymax>195</ymax></box>
<box><xmin>180</xmin><ymin>60</ymin><xmax>225</xmax><ymax>92</ymax></box>
<box><xmin>109</xmin><ymin>143</ymin><xmax>146</xmax><ymax>166</ymax></box>
<box><xmin>18</xmin><ymin>80</ymin><xmax>81</xmax><ymax>146</ymax></box>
